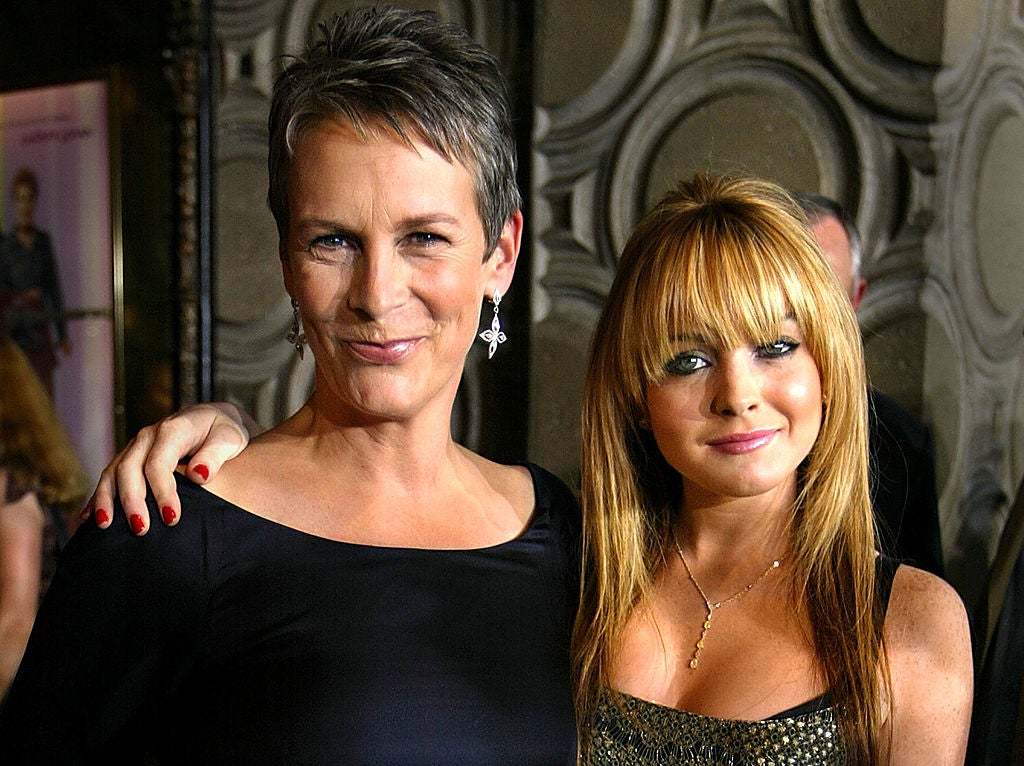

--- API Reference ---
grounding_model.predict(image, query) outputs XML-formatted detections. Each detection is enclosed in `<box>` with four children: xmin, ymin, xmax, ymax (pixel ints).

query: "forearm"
<box><xmin>0</xmin><ymin>612</ymin><xmax>34</xmax><ymax>698</ymax></box>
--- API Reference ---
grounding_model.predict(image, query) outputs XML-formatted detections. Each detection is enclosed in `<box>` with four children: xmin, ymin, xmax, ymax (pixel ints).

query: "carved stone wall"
<box><xmin>207</xmin><ymin>0</ymin><xmax>1024</xmax><ymax>603</ymax></box>
<box><xmin>927</xmin><ymin>0</ymin><xmax>1024</xmax><ymax>603</ymax></box>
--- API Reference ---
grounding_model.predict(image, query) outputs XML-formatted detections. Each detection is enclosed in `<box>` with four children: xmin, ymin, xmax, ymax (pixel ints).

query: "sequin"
<box><xmin>587</xmin><ymin>689</ymin><xmax>846</xmax><ymax>765</ymax></box>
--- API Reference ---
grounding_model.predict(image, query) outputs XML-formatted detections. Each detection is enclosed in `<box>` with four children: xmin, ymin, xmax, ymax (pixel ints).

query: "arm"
<box><xmin>89</xmin><ymin>402</ymin><xmax>254</xmax><ymax>535</ymax></box>
<box><xmin>884</xmin><ymin>565</ymin><xmax>972</xmax><ymax>764</ymax></box>
<box><xmin>0</xmin><ymin>488</ymin><xmax>45</xmax><ymax>699</ymax></box>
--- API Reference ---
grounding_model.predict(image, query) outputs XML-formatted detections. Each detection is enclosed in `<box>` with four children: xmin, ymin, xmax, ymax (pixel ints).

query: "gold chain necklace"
<box><xmin>672</xmin><ymin>531</ymin><xmax>781</xmax><ymax>670</ymax></box>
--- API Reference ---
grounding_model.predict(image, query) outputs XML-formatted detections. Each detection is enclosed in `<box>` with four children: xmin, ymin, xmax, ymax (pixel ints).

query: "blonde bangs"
<box><xmin>623</xmin><ymin>202</ymin><xmax>829</xmax><ymax>391</ymax></box>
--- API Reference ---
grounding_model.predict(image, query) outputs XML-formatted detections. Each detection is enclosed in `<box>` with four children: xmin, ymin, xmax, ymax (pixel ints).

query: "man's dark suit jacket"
<box><xmin>968</xmin><ymin>476</ymin><xmax>1024</xmax><ymax>764</ymax></box>
<box><xmin>868</xmin><ymin>388</ymin><xmax>944</xmax><ymax>577</ymax></box>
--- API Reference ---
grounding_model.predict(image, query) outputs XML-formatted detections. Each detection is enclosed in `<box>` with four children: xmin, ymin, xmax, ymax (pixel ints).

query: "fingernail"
<box><xmin>129</xmin><ymin>514</ymin><xmax>146</xmax><ymax>535</ymax></box>
<box><xmin>161</xmin><ymin>506</ymin><xmax>178</xmax><ymax>525</ymax></box>
<box><xmin>95</xmin><ymin>509</ymin><xmax>111</xmax><ymax>526</ymax></box>
<box><xmin>80</xmin><ymin>506</ymin><xmax>91</xmax><ymax>520</ymax></box>
<box><xmin>193</xmin><ymin>464</ymin><xmax>209</xmax><ymax>481</ymax></box>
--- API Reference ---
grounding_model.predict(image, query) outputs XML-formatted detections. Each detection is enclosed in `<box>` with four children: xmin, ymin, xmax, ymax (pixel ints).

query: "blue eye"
<box><xmin>665</xmin><ymin>352</ymin><xmax>711</xmax><ymax>375</ymax></box>
<box><xmin>307</xmin><ymin>234</ymin><xmax>353</xmax><ymax>258</ymax></box>
<box><xmin>757</xmin><ymin>338</ymin><xmax>799</xmax><ymax>358</ymax></box>
<box><xmin>406</xmin><ymin>231</ymin><xmax>449</xmax><ymax>248</ymax></box>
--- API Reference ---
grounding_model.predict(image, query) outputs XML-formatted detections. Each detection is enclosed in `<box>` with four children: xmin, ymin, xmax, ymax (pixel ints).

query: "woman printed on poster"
<box><xmin>0</xmin><ymin>166</ymin><xmax>71</xmax><ymax>396</ymax></box>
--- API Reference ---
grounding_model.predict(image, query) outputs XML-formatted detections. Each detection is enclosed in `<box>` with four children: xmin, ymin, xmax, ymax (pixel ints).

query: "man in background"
<box><xmin>795</xmin><ymin>191</ymin><xmax>944</xmax><ymax>577</ymax></box>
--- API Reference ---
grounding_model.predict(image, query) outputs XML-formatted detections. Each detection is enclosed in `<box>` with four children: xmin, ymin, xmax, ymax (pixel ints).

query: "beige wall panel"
<box><xmin>856</xmin><ymin>0</ymin><xmax>943</xmax><ymax>66</ymax></box>
<box><xmin>976</xmin><ymin>116</ymin><xmax>1024</xmax><ymax>316</ymax></box>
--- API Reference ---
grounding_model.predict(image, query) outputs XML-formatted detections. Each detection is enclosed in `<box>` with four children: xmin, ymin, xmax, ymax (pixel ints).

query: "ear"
<box><xmin>850</xmin><ymin>277</ymin><xmax>867</xmax><ymax>312</ymax></box>
<box><xmin>484</xmin><ymin>209</ymin><xmax>523</xmax><ymax>297</ymax></box>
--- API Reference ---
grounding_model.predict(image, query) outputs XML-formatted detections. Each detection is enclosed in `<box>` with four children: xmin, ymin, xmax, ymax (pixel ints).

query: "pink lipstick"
<box><xmin>346</xmin><ymin>338</ymin><xmax>421</xmax><ymax>364</ymax></box>
<box><xmin>707</xmin><ymin>429</ymin><xmax>777</xmax><ymax>454</ymax></box>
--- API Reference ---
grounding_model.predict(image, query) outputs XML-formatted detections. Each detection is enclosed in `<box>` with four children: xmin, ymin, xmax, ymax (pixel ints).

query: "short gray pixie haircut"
<box><xmin>268</xmin><ymin>6</ymin><xmax>522</xmax><ymax>253</ymax></box>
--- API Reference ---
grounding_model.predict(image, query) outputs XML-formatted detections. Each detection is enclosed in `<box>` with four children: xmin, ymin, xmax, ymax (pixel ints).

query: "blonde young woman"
<box><xmin>0</xmin><ymin>336</ymin><xmax>86</xmax><ymax>696</ymax></box>
<box><xmin>574</xmin><ymin>175</ymin><xmax>971</xmax><ymax>763</ymax></box>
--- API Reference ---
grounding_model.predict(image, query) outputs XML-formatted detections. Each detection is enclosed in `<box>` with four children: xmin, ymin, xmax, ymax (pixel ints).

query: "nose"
<box><xmin>711</xmin><ymin>351</ymin><xmax>761</xmax><ymax>416</ymax></box>
<box><xmin>346</xmin><ymin>247</ymin><xmax>408</xmax><ymax>319</ymax></box>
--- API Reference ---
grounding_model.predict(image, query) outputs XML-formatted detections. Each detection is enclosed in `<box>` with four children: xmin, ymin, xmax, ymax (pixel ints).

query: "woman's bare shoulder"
<box><xmin>886</xmin><ymin>564</ymin><xmax>968</xmax><ymax>646</ymax></box>
<box><xmin>883</xmin><ymin>564</ymin><xmax>972</xmax><ymax>763</ymax></box>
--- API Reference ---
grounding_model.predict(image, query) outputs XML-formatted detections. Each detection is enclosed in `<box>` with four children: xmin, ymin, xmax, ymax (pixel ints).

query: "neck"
<box><xmin>675</xmin><ymin>487</ymin><xmax>795</xmax><ymax>567</ymax></box>
<box><xmin>276</xmin><ymin>397</ymin><xmax>468</xmax><ymax>488</ymax></box>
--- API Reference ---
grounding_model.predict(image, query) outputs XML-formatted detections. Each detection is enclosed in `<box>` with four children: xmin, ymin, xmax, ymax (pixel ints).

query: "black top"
<box><xmin>868</xmin><ymin>388</ymin><xmax>944</xmax><ymax>577</ymax></box>
<box><xmin>0</xmin><ymin>463</ymin><xmax>581</xmax><ymax>765</ymax></box>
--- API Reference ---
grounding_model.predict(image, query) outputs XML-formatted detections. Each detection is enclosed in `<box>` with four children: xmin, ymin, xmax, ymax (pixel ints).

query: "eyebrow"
<box><xmin>399</xmin><ymin>213</ymin><xmax>463</xmax><ymax>230</ymax></box>
<box><xmin>293</xmin><ymin>212</ymin><xmax>464</xmax><ymax>235</ymax></box>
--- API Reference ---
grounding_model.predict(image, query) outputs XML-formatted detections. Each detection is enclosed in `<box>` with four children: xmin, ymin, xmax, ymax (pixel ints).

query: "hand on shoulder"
<box><xmin>87</xmin><ymin>402</ymin><xmax>252</xmax><ymax>535</ymax></box>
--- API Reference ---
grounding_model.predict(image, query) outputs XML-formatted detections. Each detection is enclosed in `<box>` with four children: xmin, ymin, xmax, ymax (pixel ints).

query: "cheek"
<box><xmin>646</xmin><ymin>384</ymin><xmax>703</xmax><ymax>441</ymax></box>
<box><xmin>785</xmin><ymin>378</ymin><xmax>820</xmax><ymax>407</ymax></box>
<box><xmin>426</xmin><ymin>266</ymin><xmax>486</xmax><ymax>320</ymax></box>
<box><xmin>296</xmin><ymin>274</ymin><xmax>344</xmax><ymax>312</ymax></box>
<box><xmin>781</xmin><ymin>369</ymin><xmax>823</xmax><ymax>432</ymax></box>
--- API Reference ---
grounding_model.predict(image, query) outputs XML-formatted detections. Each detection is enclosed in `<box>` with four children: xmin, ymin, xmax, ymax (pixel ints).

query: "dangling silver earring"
<box><xmin>286</xmin><ymin>297</ymin><xmax>306</xmax><ymax>359</ymax></box>
<box><xmin>478</xmin><ymin>288</ymin><xmax>507</xmax><ymax>359</ymax></box>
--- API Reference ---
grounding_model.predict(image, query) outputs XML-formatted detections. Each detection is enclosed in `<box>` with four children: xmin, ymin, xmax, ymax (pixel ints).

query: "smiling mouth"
<box><xmin>346</xmin><ymin>338</ymin><xmax>421</xmax><ymax>364</ymax></box>
<box><xmin>707</xmin><ymin>429</ymin><xmax>777</xmax><ymax>454</ymax></box>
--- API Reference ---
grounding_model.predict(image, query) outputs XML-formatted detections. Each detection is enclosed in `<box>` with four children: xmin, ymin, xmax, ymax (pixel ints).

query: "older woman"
<box><xmin>574</xmin><ymin>175</ymin><xmax>971</xmax><ymax>763</ymax></box>
<box><xmin>0</xmin><ymin>9</ymin><xmax>579</xmax><ymax>763</ymax></box>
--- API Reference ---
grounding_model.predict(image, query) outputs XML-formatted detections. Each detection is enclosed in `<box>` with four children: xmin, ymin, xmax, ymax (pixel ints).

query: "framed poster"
<box><xmin>0</xmin><ymin>76</ymin><xmax>121</xmax><ymax>481</ymax></box>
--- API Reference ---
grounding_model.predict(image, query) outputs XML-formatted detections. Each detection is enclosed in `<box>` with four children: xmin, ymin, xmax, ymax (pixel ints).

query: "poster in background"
<box><xmin>0</xmin><ymin>78</ymin><xmax>117</xmax><ymax>482</ymax></box>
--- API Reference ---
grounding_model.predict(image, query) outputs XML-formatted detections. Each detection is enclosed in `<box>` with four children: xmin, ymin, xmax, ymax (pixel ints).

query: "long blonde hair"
<box><xmin>573</xmin><ymin>174</ymin><xmax>886</xmax><ymax>762</ymax></box>
<box><xmin>0</xmin><ymin>337</ymin><xmax>87</xmax><ymax>510</ymax></box>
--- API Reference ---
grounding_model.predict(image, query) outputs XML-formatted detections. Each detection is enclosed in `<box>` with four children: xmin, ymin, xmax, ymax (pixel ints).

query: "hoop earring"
<box><xmin>286</xmin><ymin>297</ymin><xmax>306</xmax><ymax>359</ymax></box>
<box><xmin>478</xmin><ymin>289</ymin><xmax>507</xmax><ymax>359</ymax></box>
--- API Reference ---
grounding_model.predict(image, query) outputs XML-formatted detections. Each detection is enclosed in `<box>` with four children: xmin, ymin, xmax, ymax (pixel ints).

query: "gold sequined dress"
<box><xmin>588</xmin><ymin>689</ymin><xmax>843</xmax><ymax>765</ymax></box>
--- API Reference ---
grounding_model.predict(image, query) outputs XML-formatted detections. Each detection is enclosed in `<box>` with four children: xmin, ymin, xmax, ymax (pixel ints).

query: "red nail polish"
<box><xmin>95</xmin><ymin>509</ymin><xmax>111</xmax><ymax>526</ymax></box>
<box><xmin>129</xmin><ymin>514</ymin><xmax>145</xmax><ymax>535</ymax></box>
<box><xmin>161</xmin><ymin>506</ymin><xmax>178</xmax><ymax>524</ymax></box>
<box><xmin>194</xmin><ymin>464</ymin><xmax>209</xmax><ymax>481</ymax></box>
